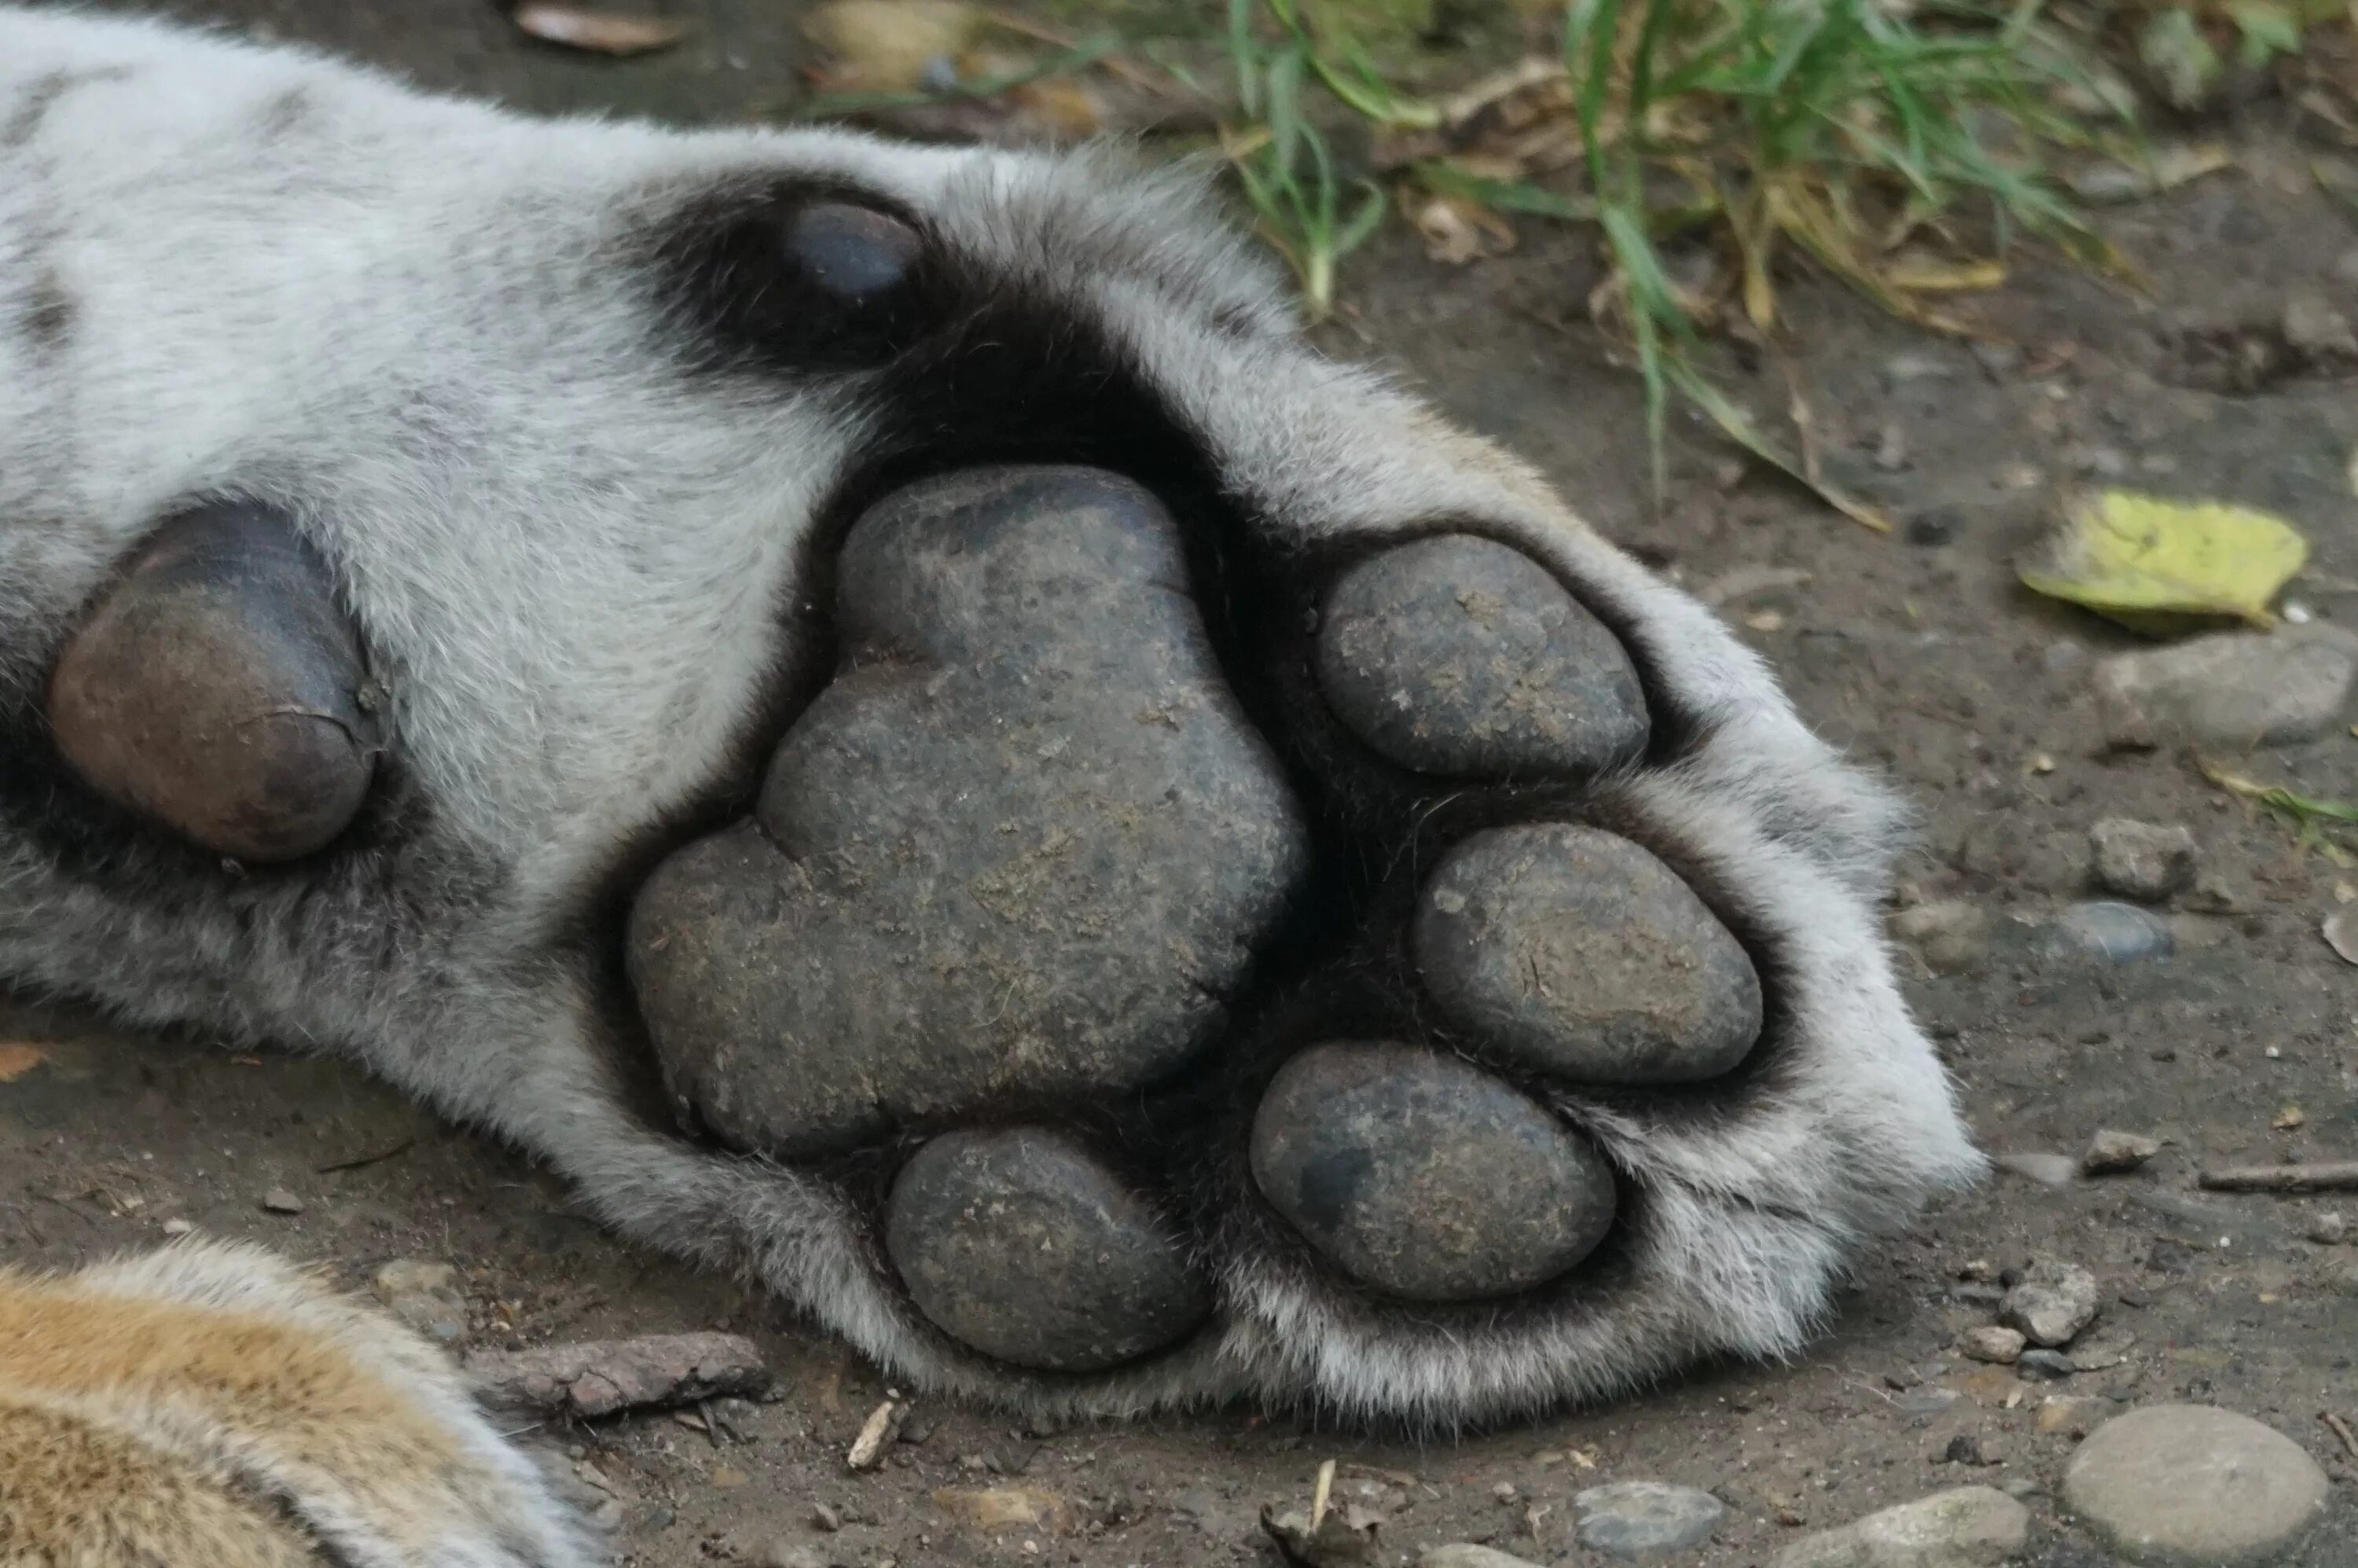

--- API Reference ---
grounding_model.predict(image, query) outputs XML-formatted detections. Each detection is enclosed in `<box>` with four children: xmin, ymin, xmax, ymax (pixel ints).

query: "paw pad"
<box><xmin>1250</xmin><ymin>1041</ymin><xmax>1618</xmax><ymax>1302</ymax></box>
<box><xmin>887</xmin><ymin>1127</ymin><xmax>1211</xmax><ymax>1371</ymax></box>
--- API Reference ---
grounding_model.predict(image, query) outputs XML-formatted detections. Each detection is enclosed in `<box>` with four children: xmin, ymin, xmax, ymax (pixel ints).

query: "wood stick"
<box><xmin>2197</xmin><ymin>1161</ymin><xmax>2358</xmax><ymax>1193</ymax></box>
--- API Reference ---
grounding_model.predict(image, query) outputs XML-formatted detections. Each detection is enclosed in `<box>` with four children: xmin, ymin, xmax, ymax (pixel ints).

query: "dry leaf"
<box><xmin>1405</xmin><ymin>191</ymin><xmax>1513</xmax><ymax>265</ymax></box>
<box><xmin>1886</xmin><ymin>255</ymin><xmax>2007</xmax><ymax>292</ymax></box>
<box><xmin>806</xmin><ymin>0</ymin><xmax>979</xmax><ymax>91</ymax></box>
<box><xmin>2324</xmin><ymin>908</ymin><xmax>2358</xmax><ymax>963</ymax></box>
<box><xmin>2019</xmin><ymin>490</ymin><xmax>2310</xmax><ymax>633</ymax></box>
<box><xmin>2274</xmin><ymin>1104</ymin><xmax>2308</xmax><ymax>1130</ymax></box>
<box><xmin>933</xmin><ymin>1485</ymin><xmax>1077</xmax><ymax>1533</ymax></box>
<box><xmin>0</xmin><ymin>1043</ymin><xmax>46</xmax><ymax>1081</ymax></box>
<box><xmin>512</xmin><ymin>4</ymin><xmax>688</xmax><ymax>55</ymax></box>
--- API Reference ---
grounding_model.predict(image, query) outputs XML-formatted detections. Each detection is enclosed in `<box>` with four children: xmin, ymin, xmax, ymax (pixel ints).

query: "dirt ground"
<box><xmin>6</xmin><ymin>3</ymin><xmax>2358</xmax><ymax>1564</ymax></box>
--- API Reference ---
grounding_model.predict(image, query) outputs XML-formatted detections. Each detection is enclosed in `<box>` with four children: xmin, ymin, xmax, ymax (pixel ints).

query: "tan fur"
<box><xmin>0</xmin><ymin>1242</ymin><xmax>600</xmax><ymax>1567</ymax></box>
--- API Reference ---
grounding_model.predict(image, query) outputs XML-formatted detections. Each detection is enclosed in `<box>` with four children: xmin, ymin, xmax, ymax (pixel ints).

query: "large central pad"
<box><xmin>628</xmin><ymin>467</ymin><xmax>1310</xmax><ymax>1155</ymax></box>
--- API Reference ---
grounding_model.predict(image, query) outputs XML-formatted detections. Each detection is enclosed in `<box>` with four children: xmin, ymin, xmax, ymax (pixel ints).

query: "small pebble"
<box><xmin>2082</xmin><ymin>1129</ymin><xmax>2162</xmax><ymax>1177</ymax></box>
<box><xmin>371</xmin><ymin>1258</ymin><xmax>465</xmax><ymax>1345</ymax></box>
<box><xmin>2017</xmin><ymin>1349</ymin><xmax>2076</xmax><ymax>1382</ymax></box>
<box><xmin>1896</xmin><ymin>1390</ymin><xmax>1963</xmax><ymax>1416</ymax></box>
<box><xmin>1939</xmin><ymin>1434</ymin><xmax>2004</xmax><ymax>1467</ymax></box>
<box><xmin>160</xmin><ymin>1217</ymin><xmax>194</xmax><ymax>1236</ymax></box>
<box><xmin>1962</xmin><ymin>1327</ymin><xmax>2026</xmax><ymax>1365</ymax></box>
<box><xmin>2047</xmin><ymin>902</ymin><xmax>2173</xmax><ymax>964</ymax></box>
<box><xmin>2088</xmin><ymin>819</ymin><xmax>2197</xmax><ymax>902</ymax></box>
<box><xmin>1890</xmin><ymin>899</ymin><xmax>1989</xmax><ymax>974</ymax></box>
<box><xmin>2003</xmin><ymin>1259</ymin><xmax>2102</xmax><ymax>1347</ymax></box>
<box><xmin>261</xmin><ymin>1188</ymin><xmax>303</xmax><ymax>1214</ymax></box>
<box><xmin>2065</xmin><ymin>1405</ymin><xmax>2329</xmax><ymax>1566</ymax></box>
<box><xmin>1772</xmin><ymin>1486</ymin><xmax>2028</xmax><ymax>1568</ymax></box>
<box><xmin>2306</xmin><ymin>1211</ymin><xmax>2348</xmax><ymax>1246</ymax></box>
<box><xmin>812</xmin><ymin>1503</ymin><xmax>842</xmax><ymax>1533</ymax></box>
<box><xmin>2094</xmin><ymin>626</ymin><xmax>2358</xmax><ymax>750</ymax></box>
<box><xmin>1422</xmin><ymin>1548</ymin><xmax>1542</xmax><ymax>1568</ymax></box>
<box><xmin>1571</xmin><ymin>1482</ymin><xmax>1728</xmax><ymax>1559</ymax></box>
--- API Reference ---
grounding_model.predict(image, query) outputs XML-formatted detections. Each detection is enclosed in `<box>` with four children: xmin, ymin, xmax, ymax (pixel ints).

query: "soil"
<box><xmin>6</xmin><ymin>4</ymin><xmax>2357</xmax><ymax>1564</ymax></box>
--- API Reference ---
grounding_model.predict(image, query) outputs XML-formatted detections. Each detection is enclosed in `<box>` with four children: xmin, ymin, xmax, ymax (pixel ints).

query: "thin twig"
<box><xmin>2321</xmin><ymin>1412</ymin><xmax>2358</xmax><ymax>1462</ymax></box>
<box><xmin>2198</xmin><ymin>1161</ymin><xmax>2358</xmax><ymax>1193</ymax></box>
<box><xmin>314</xmin><ymin>1138</ymin><xmax>415</xmax><ymax>1174</ymax></box>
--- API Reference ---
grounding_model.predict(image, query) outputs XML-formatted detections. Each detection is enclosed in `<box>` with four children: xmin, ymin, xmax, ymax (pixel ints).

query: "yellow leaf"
<box><xmin>2018</xmin><ymin>490</ymin><xmax>2309</xmax><ymax>633</ymax></box>
<box><xmin>1886</xmin><ymin>255</ymin><xmax>2007</xmax><ymax>293</ymax></box>
<box><xmin>0</xmin><ymin>1043</ymin><xmax>45</xmax><ymax>1082</ymax></box>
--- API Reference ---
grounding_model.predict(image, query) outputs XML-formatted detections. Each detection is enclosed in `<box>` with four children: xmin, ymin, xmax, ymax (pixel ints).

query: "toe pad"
<box><xmin>887</xmin><ymin>1127</ymin><xmax>1211</xmax><ymax>1372</ymax></box>
<box><xmin>1251</xmin><ymin>1041</ymin><xmax>1618</xmax><ymax>1302</ymax></box>
<box><xmin>47</xmin><ymin>500</ymin><xmax>379</xmax><ymax>863</ymax></box>
<box><xmin>1317</xmin><ymin>536</ymin><xmax>1649</xmax><ymax>779</ymax></box>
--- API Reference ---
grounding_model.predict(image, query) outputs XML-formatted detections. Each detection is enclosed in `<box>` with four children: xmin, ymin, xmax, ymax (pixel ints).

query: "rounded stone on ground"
<box><xmin>2088</xmin><ymin>818</ymin><xmax>2198</xmax><ymax>902</ymax></box>
<box><xmin>1315</xmin><ymin>534</ymin><xmax>1650</xmax><ymax>778</ymax></box>
<box><xmin>1961</xmin><ymin>1326</ymin><xmax>2024</xmax><ymax>1365</ymax></box>
<box><xmin>2081</xmin><ymin>1129</ymin><xmax>2161</xmax><ymax>1177</ymax></box>
<box><xmin>1771</xmin><ymin>1486</ymin><xmax>2029</xmax><ymax>1568</ymax></box>
<box><xmin>2063</xmin><ymin>1404</ymin><xmax>2330</xmax><ymax>1566</ymax></box>
<box><xmin>1250</xmin><ymin>1041</ymin><xmax>1617</xmax><ymax>1302</ymax></box>
<box><xmin>885</xmin><ymin>1126</ymin><xmax>1210</xmax><ymax>1372</ymax></box>
<box><xmin>1889</xmin><ymin>899</ymin><xmax>1990</xmax><ymax>975</ymax></box>
<box><xmin>2015</xmin><ymin>1348</ymin><xmax>2075</xmax><ymax>1381</ymax></box>
<box><xmin>2045</xmin><ymin>901</ymin><xmax>2173</xmax><ymax>964</ymax></box>
<box><xmin>1420</xmin><ymin>1548</ymin><xmax>1542</xmax><ymax>1568</ymax></box>
<box><xmin>2092</xmin><ymin>626</ymin><xmax>2358</xmax><ymax>749</ymax></box>
<box><xmin>1415</xmin><ymin>824</ymin><xmax>1762</xmax><ymax>1085</ymax></box>
<box><xmin>2001</xmin><ymin>1259</ymin><xmax>2101</xmax><ymax>1347</ymax></box>
<box><xmin>1570</xmin><ymin>1482</ymin><xmax>1727</xmax><ymax>1560</ymax></box>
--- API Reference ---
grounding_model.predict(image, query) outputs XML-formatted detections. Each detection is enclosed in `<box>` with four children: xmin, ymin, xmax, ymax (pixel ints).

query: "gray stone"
<box><xmin>2306</xmin><ymin>1210</ymin><xmax>2348</xmax><ymax>1245</ymax></box>
<box><xmin>2088</xmin><ymin>820</ymin><xmax>2197</xmax><ymax>902</ymax></box>
<box><xmin>1890</xmin><ymin>900</ymin><xmax>1990</xmax><ymax>975</ymax></box>
<box><xmin>2064</xmin><ymin>1405</ymin><xmax>2330</xmax><ymax>1566</ymax></box>
<box><xmin>1317</xmin><ymin>535</ymin><xmax>1649</xmax><ymax>779</ymax></box>
<box><xmin>1896</xmin><ymin>1390</ymin><xmax>1963</xmax><ymax>1416</ymax></box>
<box><xmin>372</xmin><ymin>1258</ymin><xmax>465</xmax><ymax>1345</ymax></box>
<box><xmin>1415</xmin><ymin>824</ymin><xmax>1761</xmax><ymax>1085</ymax></box>
<box><xmin>2283</xmin><ymin>291</ymin><xmax>2358</xmax><ymax>358</ymax></box>
<box><xmin>887</xmin><ymin>1127</ymin><xmax>1209</xmax><ymax>1372</ymax></box>
<box><xmin>1251</xmin><ymin>1041</ymin><xmax>1616</xmax><ymax>1302</ymax></box>
<box><xmin>2046</xmin><ymin>902</ymin><xmax>2173</xmax><ymax>965</ymax></box>
<box><xmin>1961</xmin><ymin>1327</ymin><xmax>2024</xmax><ymax>1364</ymax></box>
<box><xmin>261</xmin><ymin>1188</ymin><xmax>303</xmax><ymax>1214</ymax></box>
<box><xmin>1772</xmin><ymin>1487</ymin><xmax>2030</xmax><ymax>1568</ymax></box>
<box><xmin>629</xmin><ymin>468</ymin><xmax>1309</xmax><ymax>1155</ymax></box>
<box><xmin>2093</xmin><ymin>626</ymin><xmax>2358</xmax><ymax>750</ymax></box>
<box><xmin>1420</xmin><ymin>1548</ymin><xmax>1542</xmax><ymax>1568</ymax></box>
<box><xmin>1571</xmin><ymin>1482</ymin><xmax>1727</xmax><ymax>1560</ymax></box>
<box><xmin>2016</xmin><ymin>1349</ymin><xmax>2075</xmax><ymax>1381</ymax></box>
<box><xmin>2082</xmin><ymin>1129</ymin><xmax>2162</xmax><ymax>1177</ymax></box>
<box><xmin>2003</xmin><ymin>1259</ymin><xmax>2101</xmax><ymax>1347</ymax></box>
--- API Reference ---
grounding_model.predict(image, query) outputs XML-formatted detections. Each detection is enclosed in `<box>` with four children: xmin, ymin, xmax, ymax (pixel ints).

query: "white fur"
<box><xmin>0</xmin><ymin>5</ymin><xmax>1981</xmax><ymax>1427</ymax></box>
